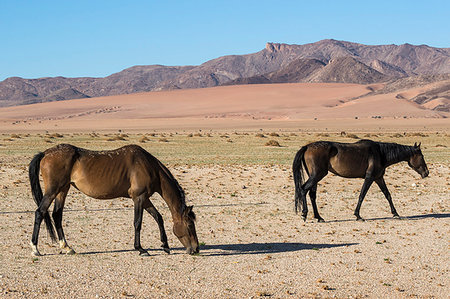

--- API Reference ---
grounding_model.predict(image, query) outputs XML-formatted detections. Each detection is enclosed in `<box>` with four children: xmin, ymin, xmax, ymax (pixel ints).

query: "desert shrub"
<box><xmin>106</xmin><ymin>135</ymin><xmax>126</xmax><ymax>141</ymax></box>
<box><xmin>159</xmin><ymin>138</ymin><xmax>169</xmax><ymax>142</ymax></box>
<box><xmin>265</xmin><ymin>140</ymin><xmax>281</xmax><ymax>147</ymax></box>
<box><xmin>193</xmin><ymin>133</ymin><xmax>202</xmax><ymax>137</ymax></box>
<box><xmin>255</xmin><ymin>133</ymin><xmax>265</xmax><ymax>138</ymax></box>
<box><xmin>269</xmin><ymin>132</ymin><xmax>280</xmax><ymax>137</ymax></box>
<box><xmin>50</xmin><ymin>133</ymin><xmax>64</xmax><ymax>138</ymax></box>
<box><xmin>346</xmin><ymin>133</ymin><xmax>359</xmax><ymax>139</ymax></box>
<box><xmin>187</xmin><ymin>133</ymin><xmax>193</xmax><ymax>137</ymax></box>
<box><xmin>139</xmin><ymin>136</ymin><xmax>150</xmax><ymax>143</ymax></box>
<box><xmin>409</xmin><ymin>132</ymin><xmax>428</xmax><ymax>137</ymax></box>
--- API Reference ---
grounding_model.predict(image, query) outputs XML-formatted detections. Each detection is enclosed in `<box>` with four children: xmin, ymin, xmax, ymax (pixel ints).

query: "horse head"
<box><xmin>408</xmin><ymin>142</ymin><xmax>429</xmax><ymax>178</ymax></box>
<box><xmin>173</xmin><ymin>205</ymin><xmax>199</xmax><ymax>254</ymax></box>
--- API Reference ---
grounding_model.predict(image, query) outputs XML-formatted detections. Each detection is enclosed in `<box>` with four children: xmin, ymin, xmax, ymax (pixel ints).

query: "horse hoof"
<box><xmin>317</xmin><ymin>218</ymin><xmax>325</xmax><ymax>223</ymax></box>
<box><xmin>139</xmin><ymin>251</ymin><xmax>150</xmax><ymax>256</ymax></box>
<box><xmin>66</xmin><ymin>248</ymin><xmax>76</xmax><ymax>255</ymax></box>
<box><xmin>356</xmin><ymin>217</ymin><xmax>365</xmax><ymax>222</ymax></box>
<box><xmin>393</xmin><ymin>215</ymin><xmax>402</xmax><ymax>220</ymax></box>
<box><xmin>302</xmin><ymin>216</ymin><xmax>307</xmax><ymax>222</ymax></box>
<box><xmin>162</xmin><ymin>247</ymin><xmax>170</xmax><ymax>254</ymax></box>
<box><xmin>31</xmin><ymin>251</ymin><xmax>42</xmax><ymax>257</ymax></box>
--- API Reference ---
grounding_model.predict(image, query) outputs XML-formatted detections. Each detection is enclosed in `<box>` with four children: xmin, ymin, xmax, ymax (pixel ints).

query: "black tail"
<box><xmin>293</xmin><ymin>146</ymin><xmax>307</xmax><ymax>214</ymax></box>
<box><xmin>29</xmin><ymin>152</ymin><xmax>57</xmax><ymax>242</ymax></box>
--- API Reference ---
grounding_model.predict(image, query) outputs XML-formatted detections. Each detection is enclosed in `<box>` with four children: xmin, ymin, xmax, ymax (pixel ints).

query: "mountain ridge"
<box><xmin>1</xmin><ymin>39</ymin><xmax>449</xmax><ymax>107</ymax></box>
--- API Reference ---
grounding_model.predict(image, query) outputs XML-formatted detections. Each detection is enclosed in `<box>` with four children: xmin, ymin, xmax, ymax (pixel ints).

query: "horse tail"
<box><xmin>29</xmin><ymin>152</ymin><xmax>57</xmax><ymax>242</ymax></box>
<box><xmin>293</xmin><ymin>145</ymin><xmax>307</xmax><ymax>214</ymax></box>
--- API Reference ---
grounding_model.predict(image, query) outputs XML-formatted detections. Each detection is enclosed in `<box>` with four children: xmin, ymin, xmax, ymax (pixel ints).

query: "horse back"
<box><xmin>70</xmin><ymin>145</ymin><xmax>160</xmax><ymax>199</ymax></box>
<box><xmin>304</xmin><ymin>141</ymin><xmax>377</xmax><ymax>178</ymax></box>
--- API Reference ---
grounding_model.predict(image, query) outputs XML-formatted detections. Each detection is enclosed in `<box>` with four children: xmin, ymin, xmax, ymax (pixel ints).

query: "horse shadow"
<box><xmin>198</xmin><ymin>242</ymin><xmax>358</xmax><ymax>256</ymax></box>
<box><xmin>324</xmin><ymin>212</ymin><xmax>450</xmax><ymax>223</ymax></box>
<box><xmin>66</xmin><ymin>242</ymin><xmax>356</xmax><ymax>257</ymax></box>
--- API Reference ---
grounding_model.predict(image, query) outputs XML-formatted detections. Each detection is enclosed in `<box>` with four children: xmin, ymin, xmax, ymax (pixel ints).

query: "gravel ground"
<box><xmin>0</xmin><ymin>159</ymin><xmax>448</xmax><ymax>298</ymax></box>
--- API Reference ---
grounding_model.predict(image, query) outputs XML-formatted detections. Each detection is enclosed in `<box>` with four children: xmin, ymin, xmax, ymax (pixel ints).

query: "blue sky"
<box><xmin>1</xmin><ymin>0</ymin><xmax>449</xmax><ymax>81</ymax></box>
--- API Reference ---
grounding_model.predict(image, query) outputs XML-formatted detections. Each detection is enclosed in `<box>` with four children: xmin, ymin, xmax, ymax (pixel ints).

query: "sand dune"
<box><xmin>0</xmin><ymin>82</ymin><xmax>448</xmax><ymax>132</ymax></box>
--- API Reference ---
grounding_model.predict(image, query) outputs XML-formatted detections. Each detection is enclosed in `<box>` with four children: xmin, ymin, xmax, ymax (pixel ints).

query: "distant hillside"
<box><xmin>1</xmin><ymin>39</ymin><xmax>449</xmax><ymax>107</ymax></box>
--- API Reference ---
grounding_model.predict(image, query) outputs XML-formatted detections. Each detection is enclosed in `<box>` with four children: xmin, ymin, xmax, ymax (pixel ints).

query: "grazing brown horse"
<box><xmin>293</xmin><ymin>139</ymin><xmax>429</xmax><ymax>222</ymax></box>
<box><xmin>29</xmin><ymin>144</ymin><xmax>199</xmax><ymax>256</ymax></box>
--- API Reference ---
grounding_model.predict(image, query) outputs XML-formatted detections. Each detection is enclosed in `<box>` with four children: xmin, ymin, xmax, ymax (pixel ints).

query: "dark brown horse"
<box><xmin>29</xmin><ymin>144</ymin><xmax>199</xmax><ymax>256</ymax></box>
<box><xmin>293</xmin><ymin>139</ymin><xmax>429</xmax><ymax>222</ymax></box>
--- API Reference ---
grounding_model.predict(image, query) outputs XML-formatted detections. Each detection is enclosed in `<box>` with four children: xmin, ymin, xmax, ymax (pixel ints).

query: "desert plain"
<box><xmin>0</xmin><ymin>82</ymin><xmax>449</xmax><ymax>298</ymax></box>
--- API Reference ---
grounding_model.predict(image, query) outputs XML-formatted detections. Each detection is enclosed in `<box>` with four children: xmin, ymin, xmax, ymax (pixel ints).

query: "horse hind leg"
<box><xmin>143</xmin><ymin>199</ymin><xmax>170</xmax><ymax>254</ymax></box>
<box><xmin>309</xmin><ymin>184</ymin><xmax>324</xmax><ymax>222</ymax></box>
<box><xmin>52</xmin><ymin>186</ymin><xmax>75</xmax><ymax>255</ymax></box>
<box><xmin>301</xmin><ymin>171</ymin><xmax>326</xmax><ymax>222</ymax></box>
<box><xmin>31</xmin><ymin>191</ymin><xmax>57</xmax><ymax>256</ymax></box>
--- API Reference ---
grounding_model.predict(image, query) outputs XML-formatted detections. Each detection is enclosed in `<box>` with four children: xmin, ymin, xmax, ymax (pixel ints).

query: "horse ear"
<box><xmin>185</xmin><ymin>205</ymin><xmax>196</xmax><ymax>221</ymax></box>
<box><xmin>414</xmin><ymin>142</ymin><xmax>417</xmax><ymax>148</ymax></box>
<box><xmin>418</xmin><ymin>142</ymin><xmax>421</xmax><ymax>148</ymax></box>
<box><xmin>184</xmin><ymin>205</ymin><xmax>193</xmax><ymax>216</ymax></box>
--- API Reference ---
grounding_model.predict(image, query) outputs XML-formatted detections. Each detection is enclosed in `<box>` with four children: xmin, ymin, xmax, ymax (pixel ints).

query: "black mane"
<box><xmin>377</xmin><ymin>141</ymin><xmax>418</xmax><ymax>165</ymax></box>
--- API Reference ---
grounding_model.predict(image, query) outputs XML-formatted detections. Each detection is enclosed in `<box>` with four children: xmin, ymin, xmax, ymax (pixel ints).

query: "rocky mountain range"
<box><xmin>1</xmin><ymin>39</ymin><xmax>449</xmax><ymax>107</ymax></box>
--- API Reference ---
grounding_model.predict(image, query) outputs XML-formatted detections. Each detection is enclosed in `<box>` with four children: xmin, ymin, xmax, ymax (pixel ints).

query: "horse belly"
<box><xmin>329</xmin><ymin>153</ymin><xmax>367</xmax><ymax>178</ymax></box>
<box><xmin>70</xmin><ymin>163</ymin><xmax>131</xmax><ymax>199</ymax></box>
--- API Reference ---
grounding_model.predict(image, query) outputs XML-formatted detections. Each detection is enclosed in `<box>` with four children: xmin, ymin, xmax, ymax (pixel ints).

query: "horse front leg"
<box><xmin>375</xmin><ymin>177</ymin><xmax>400</xmax><ymax>218</ymax></box>
<box><xmin>143</xmin><ymin>199</ymin><xmax>170</xmax><ymax>254</ymax></box>
<box><xmin>354</xmin><ymin>177</ymin><xmax>374</xmax><ymax>221</ymax></box>
<box><xmin>133</xmin><ymin>195</ymin><xmax>149</xmax><ymax>256</ymax></box>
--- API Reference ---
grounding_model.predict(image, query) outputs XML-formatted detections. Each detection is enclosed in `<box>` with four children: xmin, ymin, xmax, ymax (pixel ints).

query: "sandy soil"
<box><xmin>0</xmin><ymin>132</ymin><xmax>449</xmax><ymax>298</ymax></box>
<box><xmin>0</xmin><ymin>83</ymin><xmax>449</xmax><ymax>298</ymax></box>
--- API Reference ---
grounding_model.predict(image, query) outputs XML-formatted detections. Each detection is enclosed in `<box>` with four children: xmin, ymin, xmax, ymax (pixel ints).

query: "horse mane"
<box><xmin>153</xmin><ymin>157</ymin><xmax>188</xmax><ymax>215</ymax></box>
<box><xmin>376</xmin><ymin>141</ymin><xmax>418</xmax><ymax>164</ymax></box>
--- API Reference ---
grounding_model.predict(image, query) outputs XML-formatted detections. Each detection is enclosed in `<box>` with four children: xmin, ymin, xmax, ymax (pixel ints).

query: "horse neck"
<box><xmin>158</xmin><ymin>168</ymin><xmax>186</xmax><ymax>222</ymax></box>
<box><xmin>380</xmin><ymin>143</ymin><xmax>414</xmax><ymax>166</ymax></box>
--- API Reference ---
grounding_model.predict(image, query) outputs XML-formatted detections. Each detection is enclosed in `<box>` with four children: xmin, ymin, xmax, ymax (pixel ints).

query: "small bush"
<box><xmin>346</xmin><ymin>133</ymin><xmax>359</xmax><ymax>139</ymax></box>
<box><xmin>265</xmin><ymin>140</ymin><xmax>281</xmax><ymax>147</ymax></box>
<box><xmin>106</xmin><ymin>135</ymin><xmax>127</xmax><ymax>141</ymax></box>
<box><xmin>139</xmin><ymin>136</ymin><xmax>150</xmax><ymax>143</ymax></box>
<box><xmin>269</xmin><ymin>132</ymin><xmax>279</xmax><ymax>137</ymax></box>
<box><xmin>255</xmin><ymin>133</ymin><xmax>265</xmax><ymax>138</ymax></box>
<box><xmin>159</xmin><ymin>138</ymin><xmax>169</xmax><ymax>142</ymax></box>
